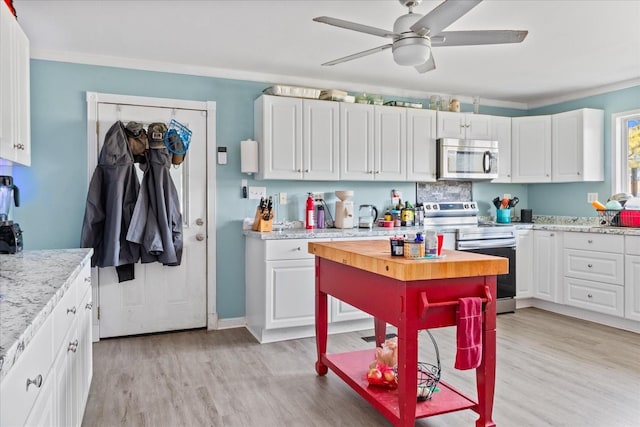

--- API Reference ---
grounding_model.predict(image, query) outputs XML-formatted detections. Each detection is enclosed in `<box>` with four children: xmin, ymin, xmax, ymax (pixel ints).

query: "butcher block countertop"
<box><xmin>308</xmin><ymin>240</ymin><xmax>508</xmax><ymax>282</ymax></box>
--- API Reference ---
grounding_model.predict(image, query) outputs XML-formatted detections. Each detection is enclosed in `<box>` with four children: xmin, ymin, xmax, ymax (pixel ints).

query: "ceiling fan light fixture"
<box><xmin>392</xmin><ymin>37</ymin><xmax>430</xmax><ymax>66</ymax></box>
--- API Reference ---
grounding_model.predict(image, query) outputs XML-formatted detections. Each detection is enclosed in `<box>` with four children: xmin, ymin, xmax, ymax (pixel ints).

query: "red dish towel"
<box><xmin>454</xmin><ymin>297</ymin><xmax>483</xmax><ymax>370</ymax></box>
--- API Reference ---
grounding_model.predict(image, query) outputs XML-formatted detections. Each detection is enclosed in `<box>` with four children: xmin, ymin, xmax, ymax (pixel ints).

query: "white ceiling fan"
<box><xmin>314</xmin><ymin>0</ymin><xmax>528</xmax><ymax>74</ymax></box>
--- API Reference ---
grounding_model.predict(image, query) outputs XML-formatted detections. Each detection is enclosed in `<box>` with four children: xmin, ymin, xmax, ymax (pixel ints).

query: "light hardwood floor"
<box><xmin>82</xmin><ymin>308</ymin><xmax>640</xmax><ymax>427</ymax></box>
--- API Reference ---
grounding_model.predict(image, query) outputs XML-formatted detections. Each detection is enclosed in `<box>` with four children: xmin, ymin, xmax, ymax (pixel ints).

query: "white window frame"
<box><xmin>611</xmin><ymin>109</ymin><xmax>640</xmax><ymax>196</ymax></box>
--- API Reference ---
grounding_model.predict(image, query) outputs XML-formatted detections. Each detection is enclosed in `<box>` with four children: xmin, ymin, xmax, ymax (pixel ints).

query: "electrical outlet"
<box><xmin>587</xmin><ymin>192</ymin><xmax>598</xmax><ymax>203</ymax></box>
<box><xmin>312</xmin><ymin>192</ymin><xmax>324</xmax><ymax>200</ymax></box>
<box><xmin>248</xmin><ymin>186</ymin><xmax>266</xmax><ymax>200</ymax></box>
<box><xmin>279</xmin><ymin>192</ymin><xmax>287</xmax><ymax>204</ymax></box>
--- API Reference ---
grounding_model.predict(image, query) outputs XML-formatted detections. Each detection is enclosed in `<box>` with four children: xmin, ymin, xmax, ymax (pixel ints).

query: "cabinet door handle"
<box><xmin>26</xmin><ymin>374</ymin><xmax>43</xmax><ymax>391</ymax></box>
<box><xmin>85</xmin><ymin>302</ymin><xmax>93</xmax><ymax>310</ymax></box>
<box><xmin>13</xmin><ymin>143</ymin><xmax>25</xmax><ymax>150</ymax></box>
<box><xmin>587</xmin><ymin>264</ymin><xmax>593</xmax><ymax>268</ymax></box>
<box><xmin>67</xmin><ymin>307</ymin><xmax>76</xmax><ymax>315</ymax></box>
<box><xmin>84</xmin><ymin>277</ymin><xmax>91</xmax><ymax>283</ymax></box>
<box><xmin>68</xmin><ymin>340</ymin><xmax>79</xmax><ymax>352</ymax></box>
<box><xmin>195</xmin><ymin>218</ymin><xmax>204</xmax><ymax>226</ymax></box>
<box><xmin>196</xmin><ymin>234</ymin><xmax>205</xmax><ymax>241</ymax></box>
<box><xmin>587</xmin><ymin>294</ymin><xmax>593</xmax><ymax>299</ymax></box>
<box><xmin>305</xmin><ymin>169</ymin><xmax>309</xmax><ymax>173</ymax></box>
<box><xmin>550</xmin><ymin>233</ymin><xmax>554</xmax><ymax>237</ymax></box>
<box><xmin>295</xmin><ymin>247</ymin><xmax>301</xmax><ymax>251</ymax></box>
<box><xmin>588</xmin><ymin>239</ymin><xmax>593</xmax><ymax>244</ymax></box>
<box><xmin>297</xmin><ymin>169</ymin><xmax>302</xmax><ymax>173</ymax></box>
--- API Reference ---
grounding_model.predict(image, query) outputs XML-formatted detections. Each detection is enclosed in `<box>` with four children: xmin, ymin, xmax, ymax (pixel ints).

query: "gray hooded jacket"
<box><xmin>81</xmin><ymin>121</ymin><xmax>141</xmax><ymax>268</ymax></box>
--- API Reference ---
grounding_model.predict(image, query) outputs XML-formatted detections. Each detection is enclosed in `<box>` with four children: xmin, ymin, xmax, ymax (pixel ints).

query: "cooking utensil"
<box><xmin>501</xmin><ymin>198</ymin><xmax>509</xmax><ymax>209</ymax></box>
<box><xmin>508</xmin><ymin>197</ymin><xmax>519</xmax><ymax>208</ymax></box>
<box><xmin>492</xmin><ymin>197</ymin><xmax>501</xmax><ymax>209</ymax></box>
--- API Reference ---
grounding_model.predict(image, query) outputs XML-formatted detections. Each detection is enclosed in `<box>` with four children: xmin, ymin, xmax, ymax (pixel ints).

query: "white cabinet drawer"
<box><xmin>563</xmin><ymin>232</ymin><xmax>623</xmax><ymax>253</ymax></box>
<box><xmin>626</xmin><ymin>235</ymin><xmax>640</xmax><ymax>256</ymax></box>
<box><xmin>53</xmin><ymin>279</ymin><xmax>78</xmax><ymax>352</ymax></box>
<box><xmin>564</xmin><ymin>249</ymin><xmax>624</xmax><ymax>285</ymax></box>
<box><xmin>266</xmin><ymin>239</ymin><xmax>316</xmax><ymax>260</ymax></box>
<box><xmin>0</xmin><ymin>314</ymin><xmax>53</xmax><ymax>427</ymax></box>
<box><xmin>564</xmin><ymin>277</ymin><xmax>624</xmax><ymax>317</ymax></box>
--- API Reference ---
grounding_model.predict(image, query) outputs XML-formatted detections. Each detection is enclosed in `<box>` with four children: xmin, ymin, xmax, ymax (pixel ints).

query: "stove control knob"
<box><xmin>464</xmin><ymin>203</ymin><xmax>469</xmax><ymax>209</ymax></box>
<box><xmin>471</xmin><ymin>203</ymin><xmax>476</xmax><ymax>209</ymax></box>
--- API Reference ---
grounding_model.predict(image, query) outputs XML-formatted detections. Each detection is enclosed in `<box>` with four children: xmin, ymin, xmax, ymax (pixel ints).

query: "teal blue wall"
<box><xmin>12</xmin><ymin>59</ymin><xmax>639</xmax><ymax>319</ymax></box>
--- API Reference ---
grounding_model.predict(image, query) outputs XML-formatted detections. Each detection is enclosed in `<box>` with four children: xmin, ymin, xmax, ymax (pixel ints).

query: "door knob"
<box><xmin>195</xmin><ymin>218</ymin><xmax>204</xmax><ymax>226</ymax></box>
<box><xmin>196</xmin><ymin>234</ymin><xmax>205</xmax><ymax>241</ymax></box>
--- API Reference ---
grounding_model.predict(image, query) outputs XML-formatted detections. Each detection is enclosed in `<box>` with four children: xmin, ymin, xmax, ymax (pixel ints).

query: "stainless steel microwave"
<box><xmin>436</xmin><ymin>138</ymin><xmax>499</xmax><ymax>180</ymax></box>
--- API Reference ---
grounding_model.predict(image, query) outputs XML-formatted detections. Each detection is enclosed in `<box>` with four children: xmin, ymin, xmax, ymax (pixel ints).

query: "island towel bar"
<box><xmin>418</xmin><ymin>285</ymin><xmax>492</xmax><ymax>319</ymax></box>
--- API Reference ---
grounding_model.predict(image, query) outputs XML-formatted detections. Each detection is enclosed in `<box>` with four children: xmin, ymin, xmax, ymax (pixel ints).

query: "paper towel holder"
<box><xmin>240</xmin><ymin>139</ymin><xmax>258</xmax><ymax>174</ymax></box>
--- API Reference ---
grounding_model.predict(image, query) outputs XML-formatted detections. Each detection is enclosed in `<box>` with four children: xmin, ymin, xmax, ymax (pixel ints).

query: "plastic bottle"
<box><xmin>305</xmin><ymin>193</ymin><xmax>315</xmax><ymax>230</ymax></box>
<box><xmin>317</xmin><ymin>205</ymin><xmax>325</xmax><ymax>229</ymax></box>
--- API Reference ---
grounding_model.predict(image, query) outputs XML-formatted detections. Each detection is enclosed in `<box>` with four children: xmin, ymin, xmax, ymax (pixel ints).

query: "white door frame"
<box><xmin>85</xmin><ymin>91</ymin><xmax>217</xmax><ymax>340</ymax></box>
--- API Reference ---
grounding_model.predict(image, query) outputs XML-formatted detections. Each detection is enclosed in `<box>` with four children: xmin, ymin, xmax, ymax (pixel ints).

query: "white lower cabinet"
<box><xmin>563</xmin><ymin>232</ymin><xmax>624</xmax><ymax>317</ymax></box>
<box><xmin>533</xmin><ymin>230</ymin><xmax>562</xmax><ymax>302</ymax></box>
<box><xmin>625</xmin><ymin>236</ymin><xmax>640</xmax><ymax>321</ymax></box>
<box><xmin>0</xmin><ymin>260</ymin><xmax>92</xmax><ymax>427</ymax></box>
<box><xmin>246</xmin><ymin>237</ymin><xmax>376</xmax><ymax>343</ymax></box>
<box><xmin>515</xmin><ymin>229</ymin><xmax>533</xmax><ymax>298</ymax></box>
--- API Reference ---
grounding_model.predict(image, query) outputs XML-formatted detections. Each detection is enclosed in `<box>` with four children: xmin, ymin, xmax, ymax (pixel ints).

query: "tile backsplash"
<box><xmin>416</xmin><ymin>181</ymin><xmax>472</xmax><ymax>204</ymax></box>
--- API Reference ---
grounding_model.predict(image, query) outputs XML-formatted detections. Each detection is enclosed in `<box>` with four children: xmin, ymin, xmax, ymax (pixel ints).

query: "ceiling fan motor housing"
<box><xmin>392</xmin><ymin>13</ymin><xmax>431</xmax><ymax>66</ymax></box>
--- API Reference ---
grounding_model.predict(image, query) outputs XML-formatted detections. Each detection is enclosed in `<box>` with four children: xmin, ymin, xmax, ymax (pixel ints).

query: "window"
<box><xmin>612</xmin><ymin>109</ymin><xmax>640</xmax><ymax>197</ymax></box>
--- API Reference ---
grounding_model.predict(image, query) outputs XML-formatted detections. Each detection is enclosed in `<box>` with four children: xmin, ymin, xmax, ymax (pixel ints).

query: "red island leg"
<box><xmin>315</xmin><ymin>258</ymin><xmax>328</xmax><ymax>376</ymax></box>
<box><xmin>374</xmin><ymin>317</ymin><xmax>387</xmax><ymax>347</ymax></box>
<box><xmin>475</xmin><ymin>280</ymin><xmax>497</xmax><ymax>427</ymax></box>
<box><xmin>396</xmin><ymin>323</ymin><xmax>419</xmax><ymax>427</ymax></box>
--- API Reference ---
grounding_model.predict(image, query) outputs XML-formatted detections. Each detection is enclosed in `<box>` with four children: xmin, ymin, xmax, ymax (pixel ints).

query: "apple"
<box><xmin>367</xmin><ymin>368</ymin><xmax>382</xmax><ymax>381</ymax></box>
<box><xmin>382</xmin><ymin>370</ymin><xmax>396</xmax><ymax>383</ymax></box>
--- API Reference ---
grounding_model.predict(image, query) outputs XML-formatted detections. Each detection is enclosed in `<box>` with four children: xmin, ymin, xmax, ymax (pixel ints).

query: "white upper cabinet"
<box><xmin>0</xmin><ymin>3</ymin><xmax>31</xmax><ymax>166</ymax></box>
<box><xmin>436</xmin><ymin>111</ymin><xmax>492</xmax><ymax>140</ymax></box>
<box><xmin>491</xmin><ymin>115</ymin><xmax>512</xmax><ymax>183</ymax></box>
<box><xmin>406</xmin><ymin>108</ymin><xmax>437</xmax><ymax>182</ymax></box>
<box><xmin>254</xmin><ymin>95</ymin><xmax>339</xmax><ymax>180</ymax></box>
<box><xmin>511</xmin><ymin>115</ymin><xmax>552</xmax><ymax>183</ymax></box>
<box><xmin>341</xmin><ymin>103</ymin><xmax>406</xmax><ymax>181</ymax></box>
<box><xmin>551</xmin><ymin>108</ymin><xmax>604</xmax><ymax>182</ymax></box>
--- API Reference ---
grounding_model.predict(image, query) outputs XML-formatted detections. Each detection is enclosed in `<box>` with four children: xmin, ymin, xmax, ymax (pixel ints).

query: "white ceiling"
<box><xmin>13</xmin><ymin>0</ymin><xmax>640</xmax><ymax>108</ymax></box>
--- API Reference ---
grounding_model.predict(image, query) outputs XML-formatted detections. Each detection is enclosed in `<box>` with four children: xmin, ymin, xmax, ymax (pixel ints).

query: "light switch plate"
<box><xmin>248</xmin><ymin>186</ymin><xmax>266</xmax><ymax>200</ymax></box>
<box><xmin>587</xmin><ymin>192</ymin><xmax>598</xmax><ymax>203</ymax></box>
<box><xmin>279</xmin><ymin>192</ymin><xmax>287</xmax><ymax>204</ymax></box>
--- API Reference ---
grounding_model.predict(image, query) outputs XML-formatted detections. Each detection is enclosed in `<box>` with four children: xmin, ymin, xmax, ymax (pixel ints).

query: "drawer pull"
<box><xmin>587</xmin><ymin>263</ymin><xmax>593</xmax><ymax>268</ymax></box>
<box><xmin>26</xmin><ymin>374</ymin><xmax>43</xmax><ymax>391</ymax></box>
<box><xmin>588</xmin><ymin>239</ymin><xmax>593</xmax><ymax>244</ymax></box>
<box><xmin>67</xmin><ymin>307</ymin><xmax>76</xmax><ymax>315</ymax></box>
<box><xmin>68</xmin><ymin>340</ymin><xmax>79</xmax><ymax>352</ymax></box>
<box><xmin>295</xmin><ymin>247</ymin><xmax>301</xmax><ymax>251</ymax></box>
<box><xmin>84</xmin><ymin>277</ymin><xmax>91</xmax><ymax>283</ymax></box>
<box><xmin>85</xmin><ymin>302</ymin><xmax>93</xmax><ymax>310</ymax></box>
<box><xmin>587</xmin><ymin>294</ymin><xmax>593</xmax><ymax>299</ymax></box>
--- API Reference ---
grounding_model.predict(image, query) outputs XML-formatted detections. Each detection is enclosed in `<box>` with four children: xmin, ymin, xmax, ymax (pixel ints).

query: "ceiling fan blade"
<box><xmin>432</xmin><ymin>30</ymin><xmax>528</xmax><ymax>46</ymax></box>
<box><xmin>415</xmin><ymin>54</ymin><xmax>436</xmax><ymax>74</ymax></box>
<box><xmin>322</xmin><ymin>44</ymin><xmax>392</xmax><ymax>66</ymax></box>
<box><xmin>410</xmin><ymin>0</ymin><xmax>482</xmax><ymax>36</ymax></box>
<box><xmin>313</xmin><ymin>16</ymin><xmax>397</xmax><ymax>39</ymax></box>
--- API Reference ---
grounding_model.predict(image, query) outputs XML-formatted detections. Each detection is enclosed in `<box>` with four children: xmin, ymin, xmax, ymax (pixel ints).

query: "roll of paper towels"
<box><xmin>240</xmin><ymin>139</ymin><xmax>258</xmax><ymax>174</ymax></box>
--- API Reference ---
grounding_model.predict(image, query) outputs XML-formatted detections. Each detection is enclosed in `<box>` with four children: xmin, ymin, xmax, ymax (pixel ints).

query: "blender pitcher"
<box><xmin>0</xmin><ymin>176</ymin><xmax>20</xmax><ymax>222</ymax></box>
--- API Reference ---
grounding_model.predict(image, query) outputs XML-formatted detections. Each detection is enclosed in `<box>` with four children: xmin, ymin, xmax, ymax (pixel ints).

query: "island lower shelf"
<box><xmin>322</xmin><ymin>349</ymin><xmax>477</xmax><ymax>422</ymax></box>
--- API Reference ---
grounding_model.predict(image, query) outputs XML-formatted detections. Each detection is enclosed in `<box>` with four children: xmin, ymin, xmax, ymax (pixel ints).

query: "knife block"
<box><xmin>252</xmin><ymin>207</ymin><xmax>273</xmax><ymax>232</ymax></box>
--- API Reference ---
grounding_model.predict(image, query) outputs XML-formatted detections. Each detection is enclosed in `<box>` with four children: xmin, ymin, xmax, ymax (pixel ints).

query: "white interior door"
<box><xmin>94</xmin><ymin>102</ymin><xmax>208</xmax><ymax>338</ymax></box>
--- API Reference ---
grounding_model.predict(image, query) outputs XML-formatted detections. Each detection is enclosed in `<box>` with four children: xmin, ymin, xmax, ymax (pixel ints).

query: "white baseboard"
<box><xmin>214</xmin><ymin>316</ymin><xmax>247</xmax><ymax>330</ymax></box>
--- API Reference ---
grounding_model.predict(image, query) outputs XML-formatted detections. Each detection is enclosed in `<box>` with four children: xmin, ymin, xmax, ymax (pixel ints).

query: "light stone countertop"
<box><xmin>0</xmin><ymin>248</ymin><xmax>93</xmax><ymax>382</ymax></box>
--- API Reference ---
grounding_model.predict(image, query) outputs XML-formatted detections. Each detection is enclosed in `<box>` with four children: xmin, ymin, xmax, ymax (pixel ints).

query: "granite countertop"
<box><xmin>0</xmin><ymin>248</ymin><xmax>93</xmax><ymax>381</ymax></box>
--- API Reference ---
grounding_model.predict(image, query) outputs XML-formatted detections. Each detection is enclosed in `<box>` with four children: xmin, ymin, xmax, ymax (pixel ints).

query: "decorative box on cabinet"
<box><xmin>340</xmin><ymin>103</ymin><xmax>406</xmax><ymax>181</ymax></box>
<box><xmin>511</xmin><ymin>115</ymin><xmax>552</xmax><ymax>183</ymax></box>
<box><xmin>254</xmin><ymin>95</ymin><xmax>339</xmax><ymax>180</ymax></box>
<box><xmin>563</xmin><ymin>232</ymin><xmax>624</xmax><ymax>317</ymax></box>
<box><xmin>436</xmin><ymin>111</ymin><xmax>492</xmax><ymax>140</ymax></box>
<box><xmin>0</xmin><ymin>1</ymin><xmax>31</xmax><ymax>166</ymax></box>
<box><xmin>624</xmin><ymin>236</ymin><xmax>640</xmax><ymax>322</ymax></box>
<box><xmin>551</xmin><ymin>108</ymin><xmax>604</xmax><ymax>182</ymax></box>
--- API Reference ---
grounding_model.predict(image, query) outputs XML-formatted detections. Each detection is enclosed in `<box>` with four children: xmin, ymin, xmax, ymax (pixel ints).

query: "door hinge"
<box><xmin>96</xmin><ymin>122</ymin><xmax>99</xmax><ymax>135</ymax></box>
<box><xmin>97</xmin><ymin>306</ymin><xmax>100</xmax><ymax>320</ymax></box>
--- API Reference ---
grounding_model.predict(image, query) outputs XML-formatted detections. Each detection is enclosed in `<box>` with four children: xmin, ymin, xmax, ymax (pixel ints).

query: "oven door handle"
<box><xmin>457</xmin><ymin>239</ymin><xmax>516</xmax><ymax>250</ymax></box>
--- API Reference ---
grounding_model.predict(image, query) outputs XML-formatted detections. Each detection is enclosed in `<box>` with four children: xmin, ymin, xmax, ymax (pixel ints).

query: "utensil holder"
<box><xmin>496</xmin><ymin>209</ymin><xmax>511</xmax><ymax>224</ymax></box>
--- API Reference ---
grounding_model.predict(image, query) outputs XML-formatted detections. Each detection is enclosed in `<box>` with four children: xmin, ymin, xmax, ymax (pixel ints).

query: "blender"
<box><xmin>0</xmin><ymin>175</ymin><xmax>23</xmax><ymax>253</ymax></box>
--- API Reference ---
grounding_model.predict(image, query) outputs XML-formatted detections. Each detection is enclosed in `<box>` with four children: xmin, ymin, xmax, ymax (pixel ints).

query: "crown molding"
<box><xmin>30</xmin><ymin>48</ymin><xmax>528</xmax><ymax>110</ymax></box>
<box><xmin>527</xmin><ymin>78</ymin><xmax>640</xmax><ymax>110</ymax></box>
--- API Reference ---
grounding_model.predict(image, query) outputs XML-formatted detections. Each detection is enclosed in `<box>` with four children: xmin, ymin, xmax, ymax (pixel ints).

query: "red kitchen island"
<box><xmin>308</xmin><ymin>240</ymin><xmax>508</xmax><ymax>427</ymax></box>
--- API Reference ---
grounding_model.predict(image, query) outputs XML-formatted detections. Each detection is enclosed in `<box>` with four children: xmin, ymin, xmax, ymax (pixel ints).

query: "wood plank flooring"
<box><xmin>82</xmin><ymin>308</ymin><xmax>640</xmax><ymax>427</ymax></box>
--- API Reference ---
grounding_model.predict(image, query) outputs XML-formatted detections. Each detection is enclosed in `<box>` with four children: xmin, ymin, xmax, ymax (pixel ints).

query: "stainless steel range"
<box><xmin>422</xmin><ymin>201</ymin><xmax>517</xmax><ymax>314</ymax></box>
